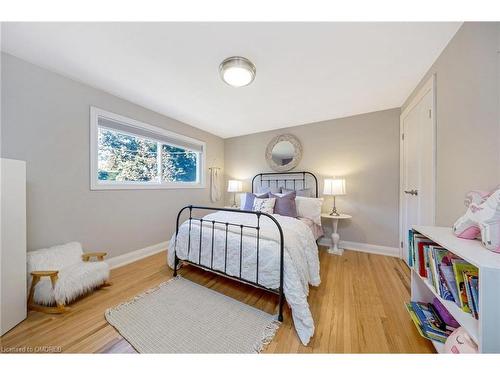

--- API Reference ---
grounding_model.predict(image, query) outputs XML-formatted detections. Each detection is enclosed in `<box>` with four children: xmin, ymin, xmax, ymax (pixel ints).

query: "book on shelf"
<box><xmin>437</xmin><ymin>264</ymin><xmax>454</xmax><ymax>302</ymax></box>
<box><xmin>417</xmin><ymin>241</ymin><xmax>430</xmax><ymax>277</ymax></box>
<box><xmin>451</xmin><ymin>260</ymin><xmax>478</xmax><ymax>314</ymax></box>
<box><xmin>408</xmin><ymin>229</ymin><xmax>415</xmax><ymax>266</ymax></box>
<box><xmin>463</xmin><ymin>271</ymin><xmax>479</xmax><ymax>319</ymax></box>
<box><xmin>468</xmin><ymin>275</ymin><xmax>479</xmax><ymax>319</ymax></box>
<box><xmin>427</xmin><ymin>245</ymin><xmax>438</xmax><ymax>289</ymax></box>
<box><xmin>409</xmin><ymin>229</ymin><xmax>480</xmax><ymax>320</ymax></box>
<box><xmin>406</xmin><ymin>303</ymin><xmax>427</xmax><ymax>338</ymax></box>
<box><xmin>463</xmin><ymin>271</ymin><xmax>476</xmax><ymax>318</ymax></box>
<box><xmin>405</xmin><ymin>301</ymin><xmax>454</xmax><ymax>343</ymax></box>
<box><xmin>431</xmin><ymin>297</ymin><xmax>460</xmax><ymax>330</ymax></box>
<box><xmin>439</xmin><ymin>264</ymin><xmax>460</xmax><ymax>305</ymax></box>
<box><xmin>410</xmin><ymin>231</ymin><xmax>437</xmax><ymax>277</ymax></box>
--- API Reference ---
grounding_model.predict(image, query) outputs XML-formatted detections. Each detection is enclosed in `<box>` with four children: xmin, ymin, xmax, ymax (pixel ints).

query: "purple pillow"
<box><xmin>269</xmin><ymin>191</ymin><xmax>297</xmax><ymax>218</ymax></box>
<box><xmin>242</xmin><ymin>192</ymin><xmax>268</xmax><ymax>211</ymax></box>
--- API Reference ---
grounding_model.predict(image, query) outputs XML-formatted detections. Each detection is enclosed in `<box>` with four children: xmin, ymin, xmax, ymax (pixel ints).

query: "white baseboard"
<box><xmin>317</xmin><ymin>238</ymin><xmax>400</xmax><ymax>258</ymax></box>
<box><xmin>106</xmin><ymin>241</ymin><xmax>168</xmax><ymax>269</ymax></box>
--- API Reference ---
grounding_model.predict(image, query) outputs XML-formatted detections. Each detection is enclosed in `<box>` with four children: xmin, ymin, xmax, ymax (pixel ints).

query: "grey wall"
<box><xmin>402</xmin><ymin>22</ymin><xmax>500</xmax><ymax>226</ymax></box>
<box><xmin>1</xmin><ymin>53</ymin><xmax>225</xmax><ymax>257</ymax></box>
<box><xmin>224</xmin><ymin>109</ymin><xmax>401</xmax><ymax>248</ymax></box>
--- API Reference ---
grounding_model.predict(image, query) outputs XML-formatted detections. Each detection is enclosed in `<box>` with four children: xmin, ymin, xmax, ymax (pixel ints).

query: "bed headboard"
<box><xmin>251</xmin><ymin>171</ymin><xmax>318</xmax><ymax>198</ymax></box>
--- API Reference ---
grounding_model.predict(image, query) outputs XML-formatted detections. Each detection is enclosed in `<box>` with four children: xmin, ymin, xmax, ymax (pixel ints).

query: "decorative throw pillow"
<box><xmin>241</xmin><ymin>192</ymin><xmax>269</xmax><ymax>211</ymax></box>
<box><xmin>269</xmin><ymin>191</ymin><xmax>297</xmax><ymax>218</ymax></box>
<box><xmin>252</xmin><ymin>197</ymin><xmax>276</xmax><ymax>214</ymax></box>
<box><xmin>282</xmin><ymin>188</ymin><xmax>312</xmax><ymax>197</ymax></box>
<box><xmin>295</xmin><ymin>196</ymin><xmax>324</xmax><ymax>225</ymax></box>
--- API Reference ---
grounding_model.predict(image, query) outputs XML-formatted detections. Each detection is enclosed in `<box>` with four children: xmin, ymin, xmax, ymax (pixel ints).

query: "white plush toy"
<box><xmin>453</xmin><ymin>187</ymin><xmax>500</xmax><ymax>252</ymax></box>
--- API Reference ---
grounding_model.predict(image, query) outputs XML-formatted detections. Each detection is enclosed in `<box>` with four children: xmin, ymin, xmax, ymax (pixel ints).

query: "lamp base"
<box><xmin>329</xmin><ymin>208</ymin><xmax>340</xmax><ymax>216</ymax></box>
<box><xmin>329</xmin><ymin>196</ymin><xmax>340</xmax><ymax>216</ymax></box>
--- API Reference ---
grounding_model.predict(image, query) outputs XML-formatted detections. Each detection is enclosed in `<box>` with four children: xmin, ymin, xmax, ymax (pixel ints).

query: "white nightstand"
<box><xmin>321</xmin><ymin>213</ymin><xmax>352</xmax><ymax>255</ymax></box>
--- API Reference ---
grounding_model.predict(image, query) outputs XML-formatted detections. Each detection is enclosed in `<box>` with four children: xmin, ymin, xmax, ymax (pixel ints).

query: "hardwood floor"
<box><xmin>0</xmin><ymin>248</ymin><xmax>434</xmax><ymax>353</ymax></box>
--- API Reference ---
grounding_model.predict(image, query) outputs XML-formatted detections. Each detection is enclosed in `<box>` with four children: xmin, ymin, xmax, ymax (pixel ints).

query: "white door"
<box><xmin>400</xmin><ymin>76</ymin><xmax>436</xmax><ymax>265</ymax></box>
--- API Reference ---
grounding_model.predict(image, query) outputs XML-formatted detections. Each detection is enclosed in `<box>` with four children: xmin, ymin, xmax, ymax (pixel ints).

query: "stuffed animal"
<box><xmin>453</xmin><ymin>188</ymin><xmax>500</xmax><ymax>252</ymax></box>
<box><xmin>464</xmin><ymin>190</ymin><xmax>493</xmax><ymax>208</ymax></box>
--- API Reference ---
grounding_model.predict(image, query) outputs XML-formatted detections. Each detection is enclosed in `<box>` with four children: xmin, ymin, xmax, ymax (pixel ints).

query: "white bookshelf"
<box><xmin>411</xmin><ymin>225</ymin><xmax>500</xmax><ymax>353</ymax></box>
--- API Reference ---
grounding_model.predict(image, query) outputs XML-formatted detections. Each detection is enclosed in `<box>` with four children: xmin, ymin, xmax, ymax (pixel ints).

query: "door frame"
<box><xmin>399</xmin><ymin>74</ymin><xmax>437</xmax><ymax>261</ymax></box>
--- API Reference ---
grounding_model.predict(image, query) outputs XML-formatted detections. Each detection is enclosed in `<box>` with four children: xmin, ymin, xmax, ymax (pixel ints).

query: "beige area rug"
<box><xmin>105</xmin><ymin>276</ymin><xmax>280</xmax><ymax>353</ymax></box>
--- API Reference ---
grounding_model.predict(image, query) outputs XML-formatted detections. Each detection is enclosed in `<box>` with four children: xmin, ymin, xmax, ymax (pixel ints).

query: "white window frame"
<box><xmin>90</xmin><ymin>107</ymin><xmax>206</xmax><ymax>190</ymax></box>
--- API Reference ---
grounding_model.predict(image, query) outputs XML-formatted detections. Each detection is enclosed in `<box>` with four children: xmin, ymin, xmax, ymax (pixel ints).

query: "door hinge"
<box><xmin>401</xmin><ymin>133</ymin><xmax>404</xmax><ymax>141</ymax></box>
<box><xmin>400</xmin><ymin>241</ymin><xmax>404</xmax><ymax>248</ymax></box>
<box><xmin>428</xmin><ymin>109</ymin><xmax>432</xmax><ymax>118</ymax></box>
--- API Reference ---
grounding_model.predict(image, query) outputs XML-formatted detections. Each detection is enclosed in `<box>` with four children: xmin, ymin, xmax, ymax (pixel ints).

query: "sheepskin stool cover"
<box><xmin>27</xmin><ymin>242</ymin><xmax>110</xmax><ymax>306</ymax></box>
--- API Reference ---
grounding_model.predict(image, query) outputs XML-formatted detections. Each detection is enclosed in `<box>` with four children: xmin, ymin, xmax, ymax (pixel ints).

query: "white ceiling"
<box><xmin>1</xmin><ymin>22</ymin><xmax>461</xmax><ymax>138</ymax></box>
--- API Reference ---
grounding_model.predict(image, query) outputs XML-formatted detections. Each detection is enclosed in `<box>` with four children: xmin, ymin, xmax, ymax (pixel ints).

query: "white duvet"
<box><xmin>167</xmin><ymin>211</ymin><xmax>320</xmax><ymax>345</ymax></box>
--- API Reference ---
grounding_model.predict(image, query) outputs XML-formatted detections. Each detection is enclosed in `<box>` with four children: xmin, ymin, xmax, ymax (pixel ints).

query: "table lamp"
<box><xmin>323</xmin><ymin>178</ymin><xmax>346</xmax><ymax>216</ymax></box>
<box><xmin>227</xmin><ymin>180</ymin><xmax>243</xmax><ymax>207</ymax></box>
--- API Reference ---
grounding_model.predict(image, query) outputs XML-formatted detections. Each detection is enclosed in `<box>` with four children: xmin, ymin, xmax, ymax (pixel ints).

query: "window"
<box><xmin>90</xmin><ymin>107</ymin><xmax>205</xmax><ymax>190</ymax></box>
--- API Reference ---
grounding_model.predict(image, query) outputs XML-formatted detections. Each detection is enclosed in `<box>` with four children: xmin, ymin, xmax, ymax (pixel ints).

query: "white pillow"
<box><xmin>252</xmin><ymin>197</ymin><xmax>276</xmax><ymax>214</ymax></box>
<box><xmin>239</xmin><ymin>193</ymin><xmax>247</xmax><ymax>209</ymax></box>
<box><xmin>272</xmin><ymin>192</ymin><xmax>286</xmax><ymax>197</ymax></box>
<box><xmin>295</xmin><ymin>196</ymin><xmax>324</xmax><ymax>225</ymax></box>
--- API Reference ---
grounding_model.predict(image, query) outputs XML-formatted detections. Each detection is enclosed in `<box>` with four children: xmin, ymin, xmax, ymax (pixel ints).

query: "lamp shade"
<box><xmin>227</xmin><ymin>180</ymin><xmax>243</xmax><ymax>193</ymax></box>
<box><xmin>323</xmin><ymin>178</ymin><xmax>346</xmax><ymax>196</ymax></box>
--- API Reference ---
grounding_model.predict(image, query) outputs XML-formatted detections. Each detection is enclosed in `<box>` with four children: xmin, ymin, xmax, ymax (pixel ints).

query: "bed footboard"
<box><xmin>173</xmin><ymin>205</ymin><xmax>285</xmax><ymax>322</ymax></box>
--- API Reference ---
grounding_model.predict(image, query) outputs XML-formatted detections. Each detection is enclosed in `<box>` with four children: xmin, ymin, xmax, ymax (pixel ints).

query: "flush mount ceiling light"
<box><xmin>219</xmin><ymin>56</ymin><xmax>256</xmax><ymax>87</ymax></box>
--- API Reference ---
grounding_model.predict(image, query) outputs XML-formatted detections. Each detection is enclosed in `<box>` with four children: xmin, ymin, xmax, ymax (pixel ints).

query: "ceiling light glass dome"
<box><xmin>219</xmin><ymin>56</ymin><xmax>256</xmax><ymax>87</ymax></box>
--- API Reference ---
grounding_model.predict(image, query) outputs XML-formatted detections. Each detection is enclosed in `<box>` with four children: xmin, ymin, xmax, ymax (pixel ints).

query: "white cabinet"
<box><xmin>1</xmin><ymin>158</ymin><xmax>27</xmax><ymax>336</ymax></box>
